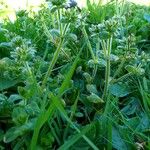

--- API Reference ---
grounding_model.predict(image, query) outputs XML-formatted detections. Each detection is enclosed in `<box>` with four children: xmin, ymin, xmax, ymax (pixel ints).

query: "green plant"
<box><xmin>0</xmin><ymin>0</ymin><xmax>150</xmax><ymax>150</ymax></box>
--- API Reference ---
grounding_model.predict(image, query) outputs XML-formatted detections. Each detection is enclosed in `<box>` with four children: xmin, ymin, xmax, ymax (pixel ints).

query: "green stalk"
<box><xmin>103</xmin><ymin>58</ymin><xmax>110</xmax><ymax>100</ymax></box>
<box><xmin>41</xmin><ymin>16</ymin><xmax>54</xmax><ymax>43</ymax></box>
<box><xmin>57</xmin><ymin>9</ymin><xmax>63</xmax><ymax>36</ymax></box>
<box><xmin>93</xmin><ymin>64</ymin><xmax>98</xmax><ymax>77</ymax></box>
<box><xmin>96</xmin><ymin>37</ymin><xmax>100</xmax><ymax>60</ymax></box>
<box><xmin>41</xmin><ymin>38</ymin><xmax>64</xmax><ymax>89</ymax></box>
<box><xmin>48</xmin><ymin>121</ymin><xmax>61</xmax><ymax>145</ymax></box>
<box><xmin>102</xmin><ymin>36</ymin><xmax>113</xmax><ymax>101</ymax></box>
<box><xmin>82</xmin><ymin>26</ymin><xmax>96</xmax><ymax>62</ymax></box>
<box><xmin>92</xmin><ymin>36</ymin><xmax>100</xmax><ymax>77</ymax></box>
<box><xmin>82</xmin><ymin>26</ymin><xmax>99</xmax><ymax>77</ymax></box>
<box><xmin>41</xmin><ymin>23</ymin><xmax>70</xmax><ymax>89</ymax></box>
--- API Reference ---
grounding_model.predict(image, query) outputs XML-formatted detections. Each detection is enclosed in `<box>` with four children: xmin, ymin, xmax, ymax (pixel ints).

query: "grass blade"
<box><xmin>30</xmin><ymin>49</ymin><xmax>82</xmax><ymax>150</ymax></box>
<box><xmin>58</xmin><ymin>123</ymin><xmax>95</xmax><ymax>150</ymax></box>
<box><xmin>50</xmin><ymin>93</ymin><xmax>99</xmax><ymax>150</ymax></box>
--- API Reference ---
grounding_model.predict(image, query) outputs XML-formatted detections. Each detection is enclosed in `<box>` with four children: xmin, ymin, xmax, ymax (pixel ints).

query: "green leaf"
<box><xmin>25</xmin><ymin>102</ymin><xmax>40</xmax><ymax>117</ymax></box>
<box><xmin>8</xmin><ymin>94</ymin><xmax>22</xmax><ymax>102</ymax></box>
<box><xmin>50</xmin><ymin>6</ymin><xmax>58</xmax><ymax>13</ymax></box>
<box><xmin>136</xmin><ymin>113</ymin><xmax>150</xmax><ymax>132</ymax></box>
<box><xmin>125</xmin><ymin>65</ymin><xmax>145</xmax><ymax>75</ymax></box>
<box><xmin>3</xmin><ymin>127</ymin><xmax>19</xmax><ymax>143</ymax></box>
<box><xmin>0</xmin><ymin>42</ymin><xmax>12</xmax><ymax>49</ymax></box>
<box><xmin>0</xmin><ymin>77</ymin><xmax>19</xmax><ymax>91</ymax></box>
<box><xmin>87</xmin><ymin>93</ymin><xmax>104</xmax><ymax>103</ymax></box>
<box><xmin>83</xmin><ymin>72</ymin><xmax>92</xmax><ymax>83</ymax></box>
<box><xmin>86</xmin><ymin>84</ymin><xmax>98</xmax><ymax>94</ymax></box>
<box><xmin>0</xmin><ymin>94</ymin><xmax>7</xmax><ymax>101</ymax></box>
<box><xmin>67</xmin><ymin>33</ymin><xmax>78</xmax><ymax>42</ymax></box>
<box><xmin>109</xmin><ymin>83</ymin><xmax>130</xmax><ymax>97</ymax></box>
<box><xmin>88</xmin><ymin>59</ymin><xmax>95</xmax><ymax>68</ymax></box>
<box><xmin>121</xmin><ymin>98</ymin><xmax>140</xmax><ymax>115</ymax></box>
<box><xmin>4</xmin><ymin>120</ymin><xmax>35</xmax><ymax>143</ymax></box>
<box><xmin>12</xmin><ymin>107</ymin><xmax>28</xmax><ymax>125</ymax></box>
<box><xmin>125</xmin><ymin>117</ymin><xmax>140</xmax><ymax>129</ymax></box>
<box><xmin>125</xmin><ymin>65</ymin><xmax>136</xmax><ymax>73</ymax></box>
<box><xmin>110</xmin><ymin>54</ymin><xmax>119</xmax><ymax>61</ymax></box>
<box><xmin>112</xmin><ymin>127</ymin><xmax>128</xmax><ymax>150</ymax></box>
<box><xmin>75</xmin><ymin>112</ymin><xmax>84</xmax><ymax>118</ymax></box>
<box><xmin>97</xmin><ymin>59</ymin><xmax>106</xmax><ymax>67</ymax></box>
<box><xmin>50</xmin><ymin>29</ymin><xmax>60</xmax><ymax>38</ymax></box>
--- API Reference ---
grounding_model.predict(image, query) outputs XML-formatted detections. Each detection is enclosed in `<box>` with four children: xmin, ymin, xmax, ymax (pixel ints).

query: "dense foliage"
<box><xmin>0</xmin><ymin>0</ymin><xmax>150</xmax><ymax>149</ymax></box>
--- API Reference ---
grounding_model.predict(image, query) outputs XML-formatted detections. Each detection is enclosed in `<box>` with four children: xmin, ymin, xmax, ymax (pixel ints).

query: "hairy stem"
<box><xmin>42</xmin><ymin>23</ymin><xmax>70</xmax><ymax>89</ymax></box>
<box><xmin>82</xmin><ymin>26</ymin><xmax>96</xmax><ymax>62</ymax></box>
<box><xmin>102</xmin><ymin>36</ymin><xmax>113</xmax><ymax>101</ymax></box>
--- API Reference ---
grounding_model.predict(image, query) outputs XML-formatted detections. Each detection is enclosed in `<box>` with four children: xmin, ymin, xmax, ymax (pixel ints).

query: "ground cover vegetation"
<box><xmin>0</xmin><ymin>0</ymin><xmax>150</xmax><ymax>149</ymax></box>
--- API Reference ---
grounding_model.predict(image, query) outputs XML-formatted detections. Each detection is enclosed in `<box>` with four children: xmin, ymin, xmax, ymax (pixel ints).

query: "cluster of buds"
<box><xmin>89</xmin><ymin>16</ymin><xmax>126</xmax><ymax>39</ymax></box>
<box><xmin>117</xmin><ymin>34</ymin><xmax>137</xmax><ymax>54</ymax></box>
<box><xmin>10</xmin><ymin>36</ymin><xmax>36</xmax><ymax>62</ymax></box>
<box><xmin>61</xmin><ymin>7</ymin><xmax>78</xmax><ymax>23</ymax></box>
<box><xmin>1</xmin><ymin>36</ymin><xmax>37</xmax><ymax>79</ymax></box>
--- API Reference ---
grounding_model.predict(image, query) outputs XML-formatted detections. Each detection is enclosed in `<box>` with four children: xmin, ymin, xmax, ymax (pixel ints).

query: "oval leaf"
<box><xmin>87</xmin><ymin>93</ymin><xmax>104</xmax><ymax>103</ymax></box>
<box><xmin>109</xmin><ymin>83</ymin><xmax>130</xmax><ymax>97</ymax></box>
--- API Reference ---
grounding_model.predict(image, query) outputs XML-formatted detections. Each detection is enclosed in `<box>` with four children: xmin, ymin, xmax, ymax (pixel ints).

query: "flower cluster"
<box><xmin>10</xmin><ymin>36</ymin><xmax>36</xmax><ymax>62</ymax></box>
<box><xmin>89</xmin><ymin>16</ymin><xmax>126</xmax><ymax>39</ymax></box>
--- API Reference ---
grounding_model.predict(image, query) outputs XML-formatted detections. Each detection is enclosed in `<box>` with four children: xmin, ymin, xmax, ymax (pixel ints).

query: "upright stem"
<box><xmin>82</xmin><ymin>26</ymin><xmax>96</xmax><ymax>62</ymax></box>
<box><xmin>58</xmin><ymin>9</ymin><xmax>63</xmax><ymax>36</ymax></box>
<box><xmin>102</xmin><ymin>36</ymin><xmax>113</xmax><ymax>101</ymax></box>
<box><xmin>41</xmin><ymin>39</ymin><xmax>63</xmax><ymax>89</ymax></box>
<box><xmin>96</xmin><ymin>37</ymin><xmax>100</xmax><ymax>60</ymax></box>
<box><xmin>41</xmin><ymin>23</ymin><xmax>70</xmax><ymax>89</ymax></box>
